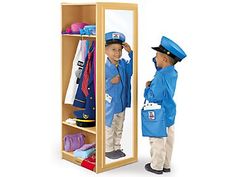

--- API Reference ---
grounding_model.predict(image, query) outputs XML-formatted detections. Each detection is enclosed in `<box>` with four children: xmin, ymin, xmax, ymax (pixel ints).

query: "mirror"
<box><xmin>104</xmin><ymin>9</ymin><xmax>134</xmax><ymax>164</ymax></box>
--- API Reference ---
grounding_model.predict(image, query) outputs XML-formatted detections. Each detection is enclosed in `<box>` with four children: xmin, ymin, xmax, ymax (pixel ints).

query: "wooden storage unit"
<box><xmin>61</xmin><ymin>2</ymin><xmax>138</xmax><ymax>173</ymax></box>
<box><xmin>61</xmin><ymin>3</ymin><xmax>98</xmax><ymax>172</ymax></box>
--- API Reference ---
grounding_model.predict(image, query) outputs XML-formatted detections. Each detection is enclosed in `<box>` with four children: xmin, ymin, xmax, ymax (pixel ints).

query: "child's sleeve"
<box><xmin>105</xmin><ymin>63</ymin><xmax>118</xmax><ymax>91</ymax></box>
<box><xmin>106</xmin><ymin>77</ymin><xmax>113</xmax><ymax>91</ymax></box>
<box><xmin>144</xmin><ymin>74</ymin><xmax>166</xmax><ymax>103</ymax></box>
<box><xmin>125</xmin><ymin>50</ymin><xmax>133</xmax><ymax>77</ymax></box>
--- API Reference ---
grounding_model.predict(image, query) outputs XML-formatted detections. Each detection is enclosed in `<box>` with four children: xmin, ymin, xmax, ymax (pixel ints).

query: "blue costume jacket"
<box><xmin>105</xmin><ymin>51</ymin><xmax>133</xmax><ymax>127</ymax></box>
<box><xmin>144</xmin><ymin>66</ymin><xmax>177</xmax><ymax>127</ymax></box>
<box><xmin>73</xmin><ymin>41</ymin><xmax>96</xmax><ymax>126</ymax></box>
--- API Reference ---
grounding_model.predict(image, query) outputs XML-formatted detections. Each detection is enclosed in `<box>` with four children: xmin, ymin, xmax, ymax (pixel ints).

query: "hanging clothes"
<box><xmin>73</xmin><ymin>41</ymin><xmax>96</xmax><ymax>127</ymax></box>
<box><xmin>64</xmin><ymin>40</ymin><xmax>89</xmax><ymax>104</ymax></box>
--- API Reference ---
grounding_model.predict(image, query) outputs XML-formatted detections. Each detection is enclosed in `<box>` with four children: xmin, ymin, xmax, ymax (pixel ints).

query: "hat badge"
<box><xmin>83</xmin><ymin>113</ymin><xmax>89</xmax><ymax>119</ymax></box>
<box><xmin>112</xmin><ymin>33</ymin><xmax>120</xmax><ymax>39</ymax></box>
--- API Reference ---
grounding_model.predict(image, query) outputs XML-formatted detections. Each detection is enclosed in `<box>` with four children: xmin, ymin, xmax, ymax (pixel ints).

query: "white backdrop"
<box><xmin>1</xmin><ymin>0</ymin><xmax>236</xmax><ymax>177</ymax></box>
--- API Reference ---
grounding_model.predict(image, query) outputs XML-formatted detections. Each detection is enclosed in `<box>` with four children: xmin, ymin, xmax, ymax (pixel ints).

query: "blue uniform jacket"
<box><xmin>144</xmin><ymin>66</ymin><xmax>177</xmax><ymax>127</ymax></box>
<box><xmin>105</xmin><ymin>51</ymin><xmax>133</xmax><ymax>127</ymax></box>
<box><xmin>73</xmin><ymin>41</ymin><xmax>96</xmax><ymax>121</ymax></box>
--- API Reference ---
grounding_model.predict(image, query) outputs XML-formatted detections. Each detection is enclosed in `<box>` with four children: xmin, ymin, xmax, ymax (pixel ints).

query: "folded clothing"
<box><xmin>73</xmin><ymin>148</ymin><xmax>95</xmax><ymax>159</ymax></box>
<box><xmin>78</xmin><ymin>143</ymin><xmax>95</xmax><ymax>151</ymax></box>
<box><xmin>81</xmin><ymin>154</ymin><xmax>96</xmax><ymax>171</ymax></box>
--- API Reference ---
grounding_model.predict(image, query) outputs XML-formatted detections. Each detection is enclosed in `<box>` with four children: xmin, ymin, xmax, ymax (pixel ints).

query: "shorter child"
<box><xmin>143</xmin><ymin>36</ymin><xmax>186</xmax><ymax>174</ymax></box>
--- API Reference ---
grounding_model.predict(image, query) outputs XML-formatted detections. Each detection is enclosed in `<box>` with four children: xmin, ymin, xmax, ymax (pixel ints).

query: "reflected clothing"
<box><xmin>105</xmin><ymin>111</ymin><xmax>125</xmax><ymax>152</ymax></box>
<box><xmin>105</xmin><ymin>51</ymin><xmax>133</xmax><ymax>127</ymax></box>
<box><xmin>144</xmin><ymin>65</ymin><xmax>177</xmax><ymax>127</ymax></box>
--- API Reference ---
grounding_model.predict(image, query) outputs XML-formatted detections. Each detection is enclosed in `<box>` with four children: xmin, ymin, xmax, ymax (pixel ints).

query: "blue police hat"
<box><xmin>105</xmin><ymin>31</ymin><xmax>126</xmax><ymax>46</ymax></box>
<box><xmin>152</xmin><ymin>36</ymin><xmax>187</xmax><ymax>61</ymax></box>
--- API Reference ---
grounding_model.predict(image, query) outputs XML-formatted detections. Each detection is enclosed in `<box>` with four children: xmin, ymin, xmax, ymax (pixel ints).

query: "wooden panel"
<box><xmin>95</xmin><ymin>2</ymin><xmax>105</xmax><ymax>173</ymax></box>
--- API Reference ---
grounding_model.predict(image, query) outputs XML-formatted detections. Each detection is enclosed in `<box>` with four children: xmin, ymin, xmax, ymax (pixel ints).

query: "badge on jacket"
<box><xmin>105</xmin><ymin>93</ymin><xmax>112</xmax><ymax>103</ymax></box>
<box><xmin>148</xmin><ymin>111</ymin><xmax>155</xmax><ymax>120</ymax></box>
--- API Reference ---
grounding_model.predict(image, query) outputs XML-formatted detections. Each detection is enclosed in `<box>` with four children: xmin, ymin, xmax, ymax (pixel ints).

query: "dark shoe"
<box><xmin>145</xmin><ymin>163</ymin><xmax>163</xmax><ymax>174</ymax></box>
<box><xmin>163</xmin><ymin>168</ymin><xmax>171</xmax><ymax>172</ymax></box>
<box><xmin>105</xmin><ymin>151</ymin><xmax>120</xmax><ymax>159</ymax></box>
<box><xmin>115</xmin><ymin>149</ymin><xmax>126</xmax><ymax>157</ymax></box>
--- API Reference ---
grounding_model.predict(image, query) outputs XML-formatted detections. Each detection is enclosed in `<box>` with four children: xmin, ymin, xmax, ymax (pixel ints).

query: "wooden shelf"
<box><xmin>62</xmin><ymin>121</ymin><xmax>96</xmax><ymax>135</ymax></box>
<box><xmin>62</xmin><ymin>151</ymin><xmax>95</xmax><ymax>172</ymax></box>
<box><xmin>62</xmin><ymin>150</ymin><xmax>83</xmax><ymax>163</ymax></box>
<box><xmin>62</xmin><ymin>34</ymin><xmax>96</xmax><ymax>38</ymax></box>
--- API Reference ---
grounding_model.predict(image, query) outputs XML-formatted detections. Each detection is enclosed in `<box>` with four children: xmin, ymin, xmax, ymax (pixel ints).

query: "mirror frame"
<box><xmin>96</xmin><ymin>2</ymin><xmax>138</xmax><ymax>172</ymax></box>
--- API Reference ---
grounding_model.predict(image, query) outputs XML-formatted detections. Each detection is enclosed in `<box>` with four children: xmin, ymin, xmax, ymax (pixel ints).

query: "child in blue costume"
<box><xmin>105</xmin><ymin>31</ymin><xmax>133</xmax><ymax>159</ymax></box>
<box><xmin>144</xmin><ymin>36</ymin><xmax>187</xmax><ymax>174</ymax></box>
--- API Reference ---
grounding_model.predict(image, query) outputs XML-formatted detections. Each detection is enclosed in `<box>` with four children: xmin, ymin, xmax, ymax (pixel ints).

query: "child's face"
<box><xmin>155</xmin><ymin>52</ymin><xmax>165</xmax><ymax>68</ymax></box>
<box><xmin>105</xmin><ymin>44</ymin><xmax>123</xmax><ymax>62</ymax></box>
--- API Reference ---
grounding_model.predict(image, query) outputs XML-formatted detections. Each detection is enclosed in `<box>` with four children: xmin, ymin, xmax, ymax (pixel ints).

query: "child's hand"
<box><xmin>111</xmin><ymin>75</ymin><xmax>120</xmax><ymax>84</ymax></box>
<box><xmin>146</xmin><ymin>81</ymin><xmax>151</xmax><ymax>88</ymax></box>
<box><xmin>122</xmin><ymin>42</ymin><xmax>132</xmax><ymax>53</ymax></box>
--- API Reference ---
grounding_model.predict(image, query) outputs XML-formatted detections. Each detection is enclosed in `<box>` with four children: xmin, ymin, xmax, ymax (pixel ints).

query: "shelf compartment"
<box><xmin>62</xmin><ymin>151</ymin><xmax>96</xmax><ymax>172</ymax></box>
<box><xmin>62</xmin><ymin>121</ymin><xmax>96</xmax><ymax>135</ymax></box>
<box><xmin>62</xmin><ymin>150</ymin><xmax>83</xmax><ymax>166</ymax></box>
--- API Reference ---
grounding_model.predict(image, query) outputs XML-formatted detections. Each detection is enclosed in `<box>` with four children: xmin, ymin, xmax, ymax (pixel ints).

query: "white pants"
<box><xmin>105</xmin><ymin>111</ymin><xmax>125</xmax><ymax>152</ymax></box>
<box><xmin>149</xmin><ymin>126</ymin><xmax>174</xmax><ymax>170</ymax></box>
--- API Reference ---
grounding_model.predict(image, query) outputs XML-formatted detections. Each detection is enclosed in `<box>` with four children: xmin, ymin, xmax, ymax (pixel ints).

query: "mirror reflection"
<box><xmin>104</xmin><ymin>9</ymin><xmax>134</xmax><ymax>163</ymax></box>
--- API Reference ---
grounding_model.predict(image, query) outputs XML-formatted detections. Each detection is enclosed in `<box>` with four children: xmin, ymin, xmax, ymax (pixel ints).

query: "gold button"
<box><xmin>93</xmin><ymin>107</ymin><xmax>95</xmax><ymax>110</ymax></box>
<box><xmin>90</xmin><ymin>97</ymin><xmax>93</xmax><ymax>99</ymax></box>
<box><xmin>167</xmin><ymin>51</ymin><xmax>170</xmax><ymax>55</ymax></box>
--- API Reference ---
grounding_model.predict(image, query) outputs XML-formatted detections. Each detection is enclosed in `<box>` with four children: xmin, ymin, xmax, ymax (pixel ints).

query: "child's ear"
<box><xmin>163</xmin><ymin>55</ymin><xmax>168</xmax><ymax>62</ymax></box>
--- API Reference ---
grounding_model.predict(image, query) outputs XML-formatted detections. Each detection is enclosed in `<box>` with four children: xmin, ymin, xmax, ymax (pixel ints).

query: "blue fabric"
<box><xmin>80</xmin><ymin>25</ymin><xmax>96</xmax><ymax>35</ymax></box>
<box><xmin>73</xmin><ymin>147</ymin><xmax>96</xmax><ymax>159</ymax></box>
<box><xmin>141</xmin><ymin>107</ymin><xmax>167</xmax><ymax>137</ymax></box>
<box><xmin>105</xmin><ymin>51</ymin><xmax>133</xmax><ymax>127</ymax></box>
<box><xmin>144</xmin><ymin>66</ymin><xmax>177</xmax><ymax>128</ymax></box>
<box><xmin>73</xmin><ymin>41</ymin><xmax>96</xmax><ymax>121</ymax></box>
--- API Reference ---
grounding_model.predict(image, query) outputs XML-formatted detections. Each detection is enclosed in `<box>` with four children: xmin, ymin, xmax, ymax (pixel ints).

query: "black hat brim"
<box><xmin>106</xmin><ymin>39</ymin><xmax>123</xmax><ymax>46</ymax></box>
<box><xmin>151</xmin><ymin>47</ymin><xmax>161</xmax><ymax>52</ymax></box>
<box><xmin>151</xmin><ymin>45</ymin><xmax>181</xmax><ymax>61</ymax></box>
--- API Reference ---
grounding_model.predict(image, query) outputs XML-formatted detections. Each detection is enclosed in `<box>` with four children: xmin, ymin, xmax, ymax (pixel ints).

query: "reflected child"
<box><xmin>105</xmin><ymin>31</ymin><xmax>133</xmax><ymax>159</ymax></box>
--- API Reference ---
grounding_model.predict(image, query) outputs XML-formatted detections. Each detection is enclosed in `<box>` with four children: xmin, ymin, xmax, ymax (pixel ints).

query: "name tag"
<box><xmin>144</xmin><ymin>103</ymin><xmax>161</xmax><ymax>110</ymax></box>
<box><xmin>105</xmin><ymin>93</ymin><xmax>112</xmax><ymax>103</ymax></box>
